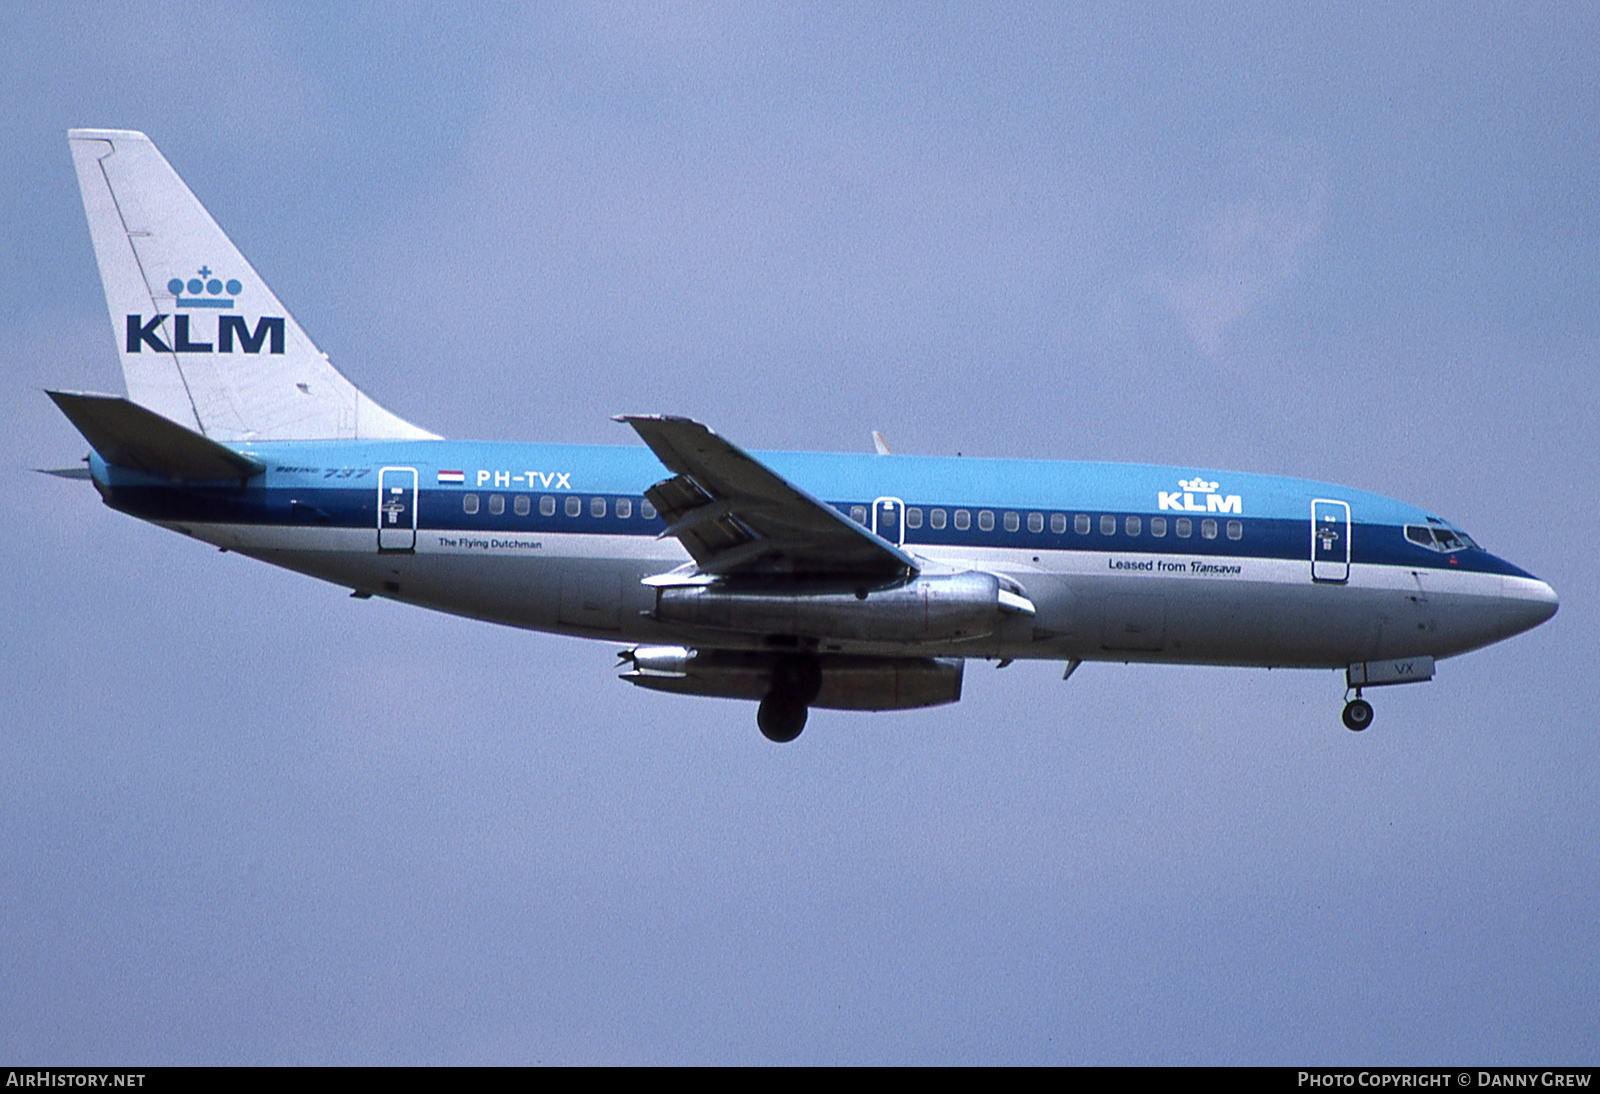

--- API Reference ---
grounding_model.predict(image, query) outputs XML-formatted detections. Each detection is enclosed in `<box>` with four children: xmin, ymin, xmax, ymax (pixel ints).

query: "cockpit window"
<box><xmin>1405</xmin><ymin>521</ymin><xmax>1475</xmax><ymax>553</ymax></box>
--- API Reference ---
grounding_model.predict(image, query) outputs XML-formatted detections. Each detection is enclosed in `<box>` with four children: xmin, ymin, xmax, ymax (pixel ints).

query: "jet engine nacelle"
<box><xmin>652</xmin><ymin>571</ymin><xmax>1032</xmax><ymax>643</ymax></box>
<box><xmin>620</xmin><ymin>647</ymin><xmax>964</xmax><ymax>711</ymax></box>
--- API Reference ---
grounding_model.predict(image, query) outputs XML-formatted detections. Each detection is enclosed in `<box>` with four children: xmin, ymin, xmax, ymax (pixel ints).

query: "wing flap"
<box><xmin>619</xmin><ymin>415</ymin><xmax>914</xmax><ymax>579</ymax></box>
<box><xmin>48</xmin><ymin>390</ymin><xmax>264</xmax><ymax>480</ymax></box>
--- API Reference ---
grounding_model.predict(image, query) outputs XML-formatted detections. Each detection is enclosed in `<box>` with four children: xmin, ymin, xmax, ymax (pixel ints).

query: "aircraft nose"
<box><xmin>1501</xmin><ymin>574</ymin><xmax>1559</xmax><ymax>637</ymax></box>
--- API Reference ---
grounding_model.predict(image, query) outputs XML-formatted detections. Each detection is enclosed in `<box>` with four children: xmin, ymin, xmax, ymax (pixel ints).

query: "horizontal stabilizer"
<box><xmin>35</xmin><ymin>465</ymin><xmax>93</xmax><ymax>480</ymax></box>
<box><xmin>47</xmin><ymin>390</ymin><xmax>264</xmax><ymax>480</ymax></box>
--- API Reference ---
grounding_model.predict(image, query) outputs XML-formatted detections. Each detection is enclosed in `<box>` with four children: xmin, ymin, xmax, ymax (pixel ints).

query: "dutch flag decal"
<box><xmin>437</xmin><ymin>470</ymin><xmax>465</xmax><ymax>484</ymax></box>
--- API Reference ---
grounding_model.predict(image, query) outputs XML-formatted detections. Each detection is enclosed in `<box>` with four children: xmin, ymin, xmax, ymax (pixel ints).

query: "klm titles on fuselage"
<box><xmin>1158</xmin><ymin>478</ymin><xmax>1242</xmax><ymax>514</ymax></box>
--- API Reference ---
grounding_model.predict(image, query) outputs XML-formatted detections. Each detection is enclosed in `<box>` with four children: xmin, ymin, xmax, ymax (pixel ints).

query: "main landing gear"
<box><xmin>757</xmin><ymin>654</ymin><xmax>822</xmax><ymax>743</ymax></box>
<box><xmin>1342</xmin><ymin>691</ymin><xmax>1374</xmax><ymax>732</ymax></box>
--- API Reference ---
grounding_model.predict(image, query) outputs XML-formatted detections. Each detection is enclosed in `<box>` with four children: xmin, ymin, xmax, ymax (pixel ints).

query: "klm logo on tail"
<box><xmin>126</xmin><ymin>313</ymin><xmax>285</xmax><ymax>355</ymax></box>
<box><xmin>126</xmin><ymin>264</ymin><xmax>285</xmax><ymax>355</ymax></box>
<box><xmin>168</xmin><ymin>266</ymin><xmax>241</xmax><ymax>308</ymax></box>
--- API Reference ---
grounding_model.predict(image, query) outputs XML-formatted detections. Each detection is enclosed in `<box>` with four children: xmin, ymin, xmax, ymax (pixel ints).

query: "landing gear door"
<box><xmin>873</xmin><ymin>497</ymin><xmax>905</xmax><ymax>548</ymax></box>
<box><xmin>1311</xmin><ymin>498</ymin><xmax>1350</xmax><ymax>583</ymax></box>
<box><xmin>378</xmin><ymin>467</ymin><xmax>418</xmax><ymax>552</ymax></box>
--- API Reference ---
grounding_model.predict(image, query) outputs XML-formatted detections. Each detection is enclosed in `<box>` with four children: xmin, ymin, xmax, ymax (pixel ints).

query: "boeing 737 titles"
<box><xmin>45</xmin><ymin>130</ymin><xmax>1558</xmax><ymax>742</ymax></box>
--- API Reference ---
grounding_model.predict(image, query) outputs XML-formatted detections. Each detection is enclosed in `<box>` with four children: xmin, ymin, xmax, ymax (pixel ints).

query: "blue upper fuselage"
<box><xmin>89</xmin><ymin>438</ymin><xmax>1538</xmax><ymax>579</ymax></box>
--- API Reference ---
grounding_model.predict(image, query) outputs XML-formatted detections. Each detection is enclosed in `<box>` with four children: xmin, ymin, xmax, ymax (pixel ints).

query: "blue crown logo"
<box><xmin>166</xmin><ymin>266</ymin><xmax>242</xmax><ymax>308</ymax></box>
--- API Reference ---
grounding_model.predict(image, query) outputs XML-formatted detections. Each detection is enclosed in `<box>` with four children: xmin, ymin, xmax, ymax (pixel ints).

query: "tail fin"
<box><xmin>68</xmin><ymin>129</ymin><xmax>436</xmax><ymax>442</ymax></box>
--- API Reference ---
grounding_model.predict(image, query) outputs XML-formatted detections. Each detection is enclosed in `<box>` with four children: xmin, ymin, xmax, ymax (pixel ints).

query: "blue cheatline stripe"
<box><xmin>176</xmin><ymin>298</ymin><xmax>234</xmax><ymax>308</ymax></box>
<box><xmin>98</xmin><ymin>483</ymin><xmax>1533</xmax><ymax>578</ymax></box>
<box><xmin>159</xmin><ymin>439</ymin><xmax>1434</xmax><ymax>524</ymax></box>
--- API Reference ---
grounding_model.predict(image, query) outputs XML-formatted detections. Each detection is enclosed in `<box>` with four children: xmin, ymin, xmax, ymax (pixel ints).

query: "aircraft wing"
<box><xmin>617</xmin><ymin>415</ymin><xmax>916</xmax><ymax>580</ymax></box>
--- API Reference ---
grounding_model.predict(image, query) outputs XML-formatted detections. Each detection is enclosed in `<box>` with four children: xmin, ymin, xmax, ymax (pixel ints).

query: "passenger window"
<box><xmin>463</xmin><ymin>494</ymin><xmax>479</xmax><ymax>515</ymax></box>
<box><xmin>565</xmin><ymin>496</ymin><xmax>582</xmax><ymax>517</ymax></box>
<box><xmin>905</xmin><ymin>507</ymin><xmax>923</xmax><ymax>529</ymax></box>
<box><xmin>1150</xmin><ymin>516</ymin><xmax>1167</xmax><ymax>537</ymax></box>
<box><xmin>1100</xmin><ymin>515</ymin><xmax>1116</xmax><ymax>535</ymax></box>
<box><xmin>540</xmin><ymin>496</ymin><xmax>556</xmax><ymax>516</ymax></box>
<box><xmin>850</xmin><ymin>505</ymin><xmax>868</xmax><ymax>525</ymax></box>
<box><xmin>1126</xmin><ymin>516</ymin><xmax>1141</xmax><ymax>536</ymax></box>
<box><xmin>1202</xmin><ymin>518</ymin><xmax>1218</xmax><ymax>539</ymax></box>
<box><xmin>1051</xmin><ymin>513</ymin><xmax>1067</xmax><ymax>534</ymax></box>
<box><xmin>1176</xmin><ymin>517</ymin><xmax>1192</xmax><ymax>537</ymax></box>
<box><xmin>1028</xmin><ymin>512</ymin><xmax>1044</xmax><ymax>533</ymax></box>
<box><xmin>641</xmin><ymin>500</ymin><xmax>657</xmax><ymax>520</ymax></box>
<box><xmin>978</xmin><ymin>510</ymin><xmax>995</xmax><ymax>532</ymax></box>
<box><xmin>616</xmin><ymin>498</ymin><xmax>632</xmax><ymax>519</ymax></box>
<box><xmin>489</xmin><ymin>494</ymin><xmax>505</xmax><ymax>515</ymax></box>
<box><xmin>514</xmin><ymin>495</ymin><xmax>530</xmax><ymax>516</ymax></box>
<box><xmin>1227</xmin><ymin>520</ymin><xmax>1243</xmax><ymax>541</ymax></box>
<box><xmin>930</xmin><ymin>508</ymin><xmax>947</xmax><ymax>530</ymax></box>
<box><xmin>954</xmin><ymin>509</ymin><xmax>971</xmax><ymax>530</ymax></box>
<box><xmin>1002</xmin><ymin>511</ymin><xmax>1019</xmax><ymax>532</ymax></box>
<box><xmin>1075</xmin><ymin>514</ymin><xmax>1091</xmax><ymax>535</ymax></box>
<box><xmin>591</xmin><ymin>496</ymin><xmax>607</xmax><ymax>518</ymax></box>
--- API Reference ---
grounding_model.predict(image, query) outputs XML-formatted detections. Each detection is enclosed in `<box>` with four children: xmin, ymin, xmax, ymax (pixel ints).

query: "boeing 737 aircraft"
<box><xmin>46</xmin><ymin>129</ymin><xmax>1558</xmax><ymax>741</ymax></box>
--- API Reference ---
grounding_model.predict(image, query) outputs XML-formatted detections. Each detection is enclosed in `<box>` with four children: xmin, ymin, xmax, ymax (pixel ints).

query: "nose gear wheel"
<box><xmin>1342</xmin><ymin>696</ymin><xmax>1374</xmax><ymax>731</ymax></box>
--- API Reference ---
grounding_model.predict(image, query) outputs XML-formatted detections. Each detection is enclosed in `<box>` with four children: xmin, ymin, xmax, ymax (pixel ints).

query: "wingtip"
<box><xmin>615</xmin><ymin>413</ymin><xmax>713</xmax><ymax>432</ymax></box>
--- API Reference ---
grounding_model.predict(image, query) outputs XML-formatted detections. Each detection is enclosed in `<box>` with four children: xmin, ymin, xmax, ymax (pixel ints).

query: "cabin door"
<box><xmin>873</xmin><ymin>497</ymin><xmax>905</xmax><ymax>547</ymax></box>
<box><xmin>378</xmin><ymin>467</ymin><xmax>418</xmax><ymax>552</ymax></box>
<box><xmin>1311</xmin><ymin>498</ymin><xmax>1351</xmax><ymax>583</ymax></box>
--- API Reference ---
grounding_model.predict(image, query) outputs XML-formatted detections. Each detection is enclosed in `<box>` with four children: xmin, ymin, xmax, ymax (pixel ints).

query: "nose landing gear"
<box><xmin>1338</xmin><ymin>658</ymin><xmax>1435</xmax><ymax>732</ymax></box>
<box><xmin>1341</xmin><ymin>692</ymin><xmax>1374</xmax><ymax>731</ymax></box>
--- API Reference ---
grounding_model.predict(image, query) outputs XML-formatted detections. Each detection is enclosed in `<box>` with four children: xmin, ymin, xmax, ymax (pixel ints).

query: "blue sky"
<box><xmin>1</xmin><ymin>3</ymin><xmax>1595</xmax><ymax>1063</ymax></box>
